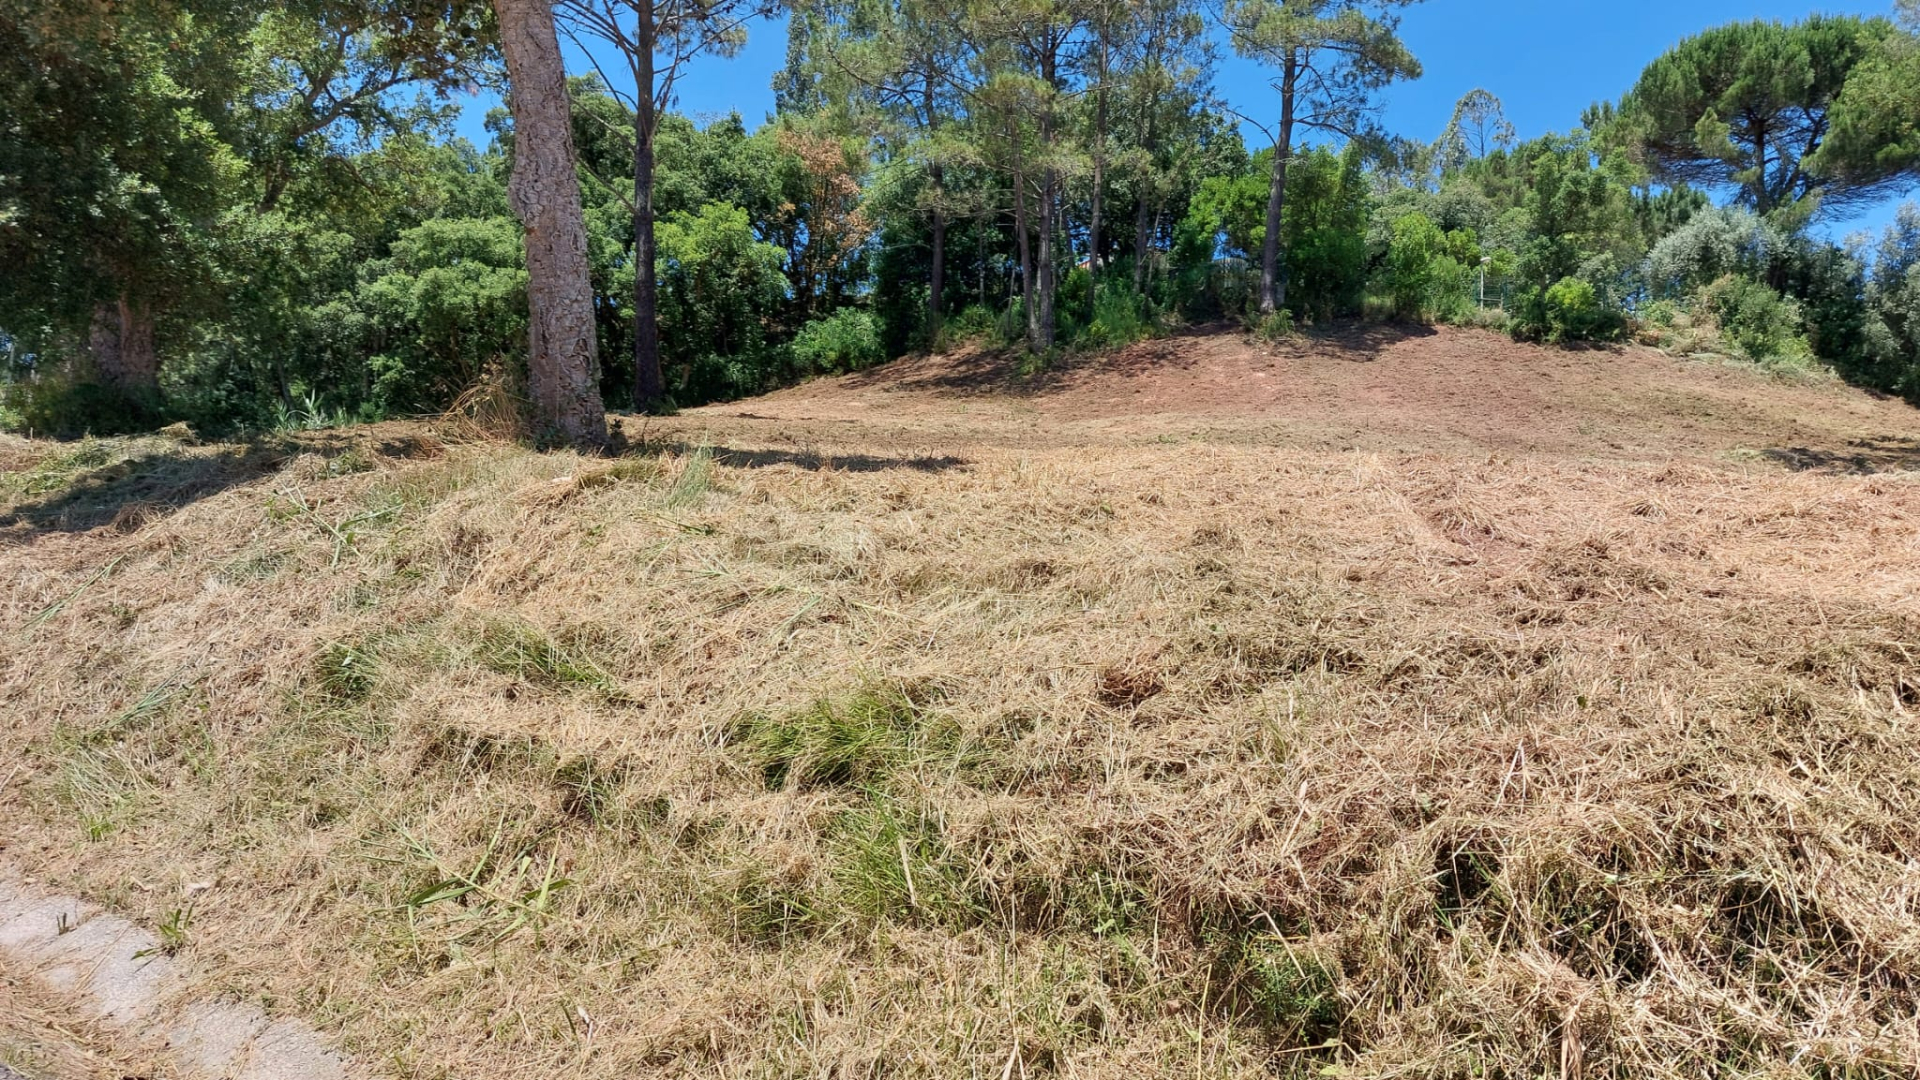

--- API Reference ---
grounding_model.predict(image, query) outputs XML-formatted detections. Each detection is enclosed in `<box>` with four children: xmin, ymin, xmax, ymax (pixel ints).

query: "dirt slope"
<box><xmin>663</xmin><ymin>324</ymin><xmax>1920</xmax><ymax>469</ymax></box>
<box><xmin>1</xmin><ymin>329</ymin><xmax>1919</xmax><ymax>1080</ymax></box>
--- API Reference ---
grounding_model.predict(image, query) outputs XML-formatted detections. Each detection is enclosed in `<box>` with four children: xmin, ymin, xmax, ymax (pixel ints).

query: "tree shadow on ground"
<box><xmin>0</xmin><ymin>434</ymin><xmax>373</xmax><ymax>536</ymax></box>
<box><xmin>1764</xmin><ymin>436</ymin><xmax>1920</xmax><ymax>474</ymax></box>
<box><xmin>635</xmin><ymin>441</ymin><xmax>968</xmax><ymax>474</ymax></box>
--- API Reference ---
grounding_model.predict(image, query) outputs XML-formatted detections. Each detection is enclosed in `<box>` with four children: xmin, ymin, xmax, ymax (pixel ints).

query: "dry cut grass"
<box><xmin>0</xmin><ymin>422</ymin><xmax>1918</xmax><ymax>1079</ymax></box>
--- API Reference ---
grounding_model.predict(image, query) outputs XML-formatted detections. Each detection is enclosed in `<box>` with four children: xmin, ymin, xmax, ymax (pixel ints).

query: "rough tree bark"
<box><xmin>1012</xmin><ymin>139</ymin><xmax>1036</xmax><ymax>345</ymax></box>
<box><xmin>88</xmin><ymin>298</ymin><xmax>159</xmax><ymax>397</ymax></box>
<box><xmin>1032</xmin><ymin>47</ymin><xmax>1058</xmax><ymax>352</ymax></box>
<box><xmin>631</xmin><ymin>1</ymin><xmax>665</xmax><ymax>411</ymax></box>
<box><xmin>1088</xmin><ymin>15</ymin><xmax>1109</xmax><ymax>313</ymax></box>
<box><xmin>494</xmin><ymin>0</ymin><xmax>608</xmax><ymax>449</ymax></box>
<box><xmin>1258</xmin><ymin>49</ymin><xmax>1298</xmax><ymax>316</ymax></box>
<box><xmin>926</xmin><ymin>78</ymin><xmax>945</xmax><ymax>340</ymax></box>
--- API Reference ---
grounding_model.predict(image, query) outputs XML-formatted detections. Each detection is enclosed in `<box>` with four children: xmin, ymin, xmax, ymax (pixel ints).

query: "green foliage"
<box><xmin>4</xmin><ymin>0</ymin><xmax>1918</xmax><ymax>435</ymax></box>
<box><xmin>1078</xmin><ymin>285</ymin><xmax>1156</xmax><ymax>349</ymax></box>
<box><xmin>792</xmin><ymin>309</ymin><xmax>884</xmax><ymax>374</ymax></box>
<box><xmin>735</xmin><ymin>686</ymin><xmax>934</xmax><ymax>791</ymax></box>
<box><xmin>1615</xmin><ymin>15</ymin><xmax>1912</xmax><ymax>218</ymax></box>
<box><xmin>941</xmin><ymin>305</ymin><xmax>1000</xmax><ymax>345</ymax></box>
<box><xmin>1175</xmin><ymin>146</ymin><xmax>1370</xmax><ymax>323</ymax></box>
<box><xmin>1508</xmin><ymin>135</ymin><xmax>1636</xmax><ymax>342</ymax></box>
<box><xmin>359</xmin><ymin>217</ymin><xmax>527</xmax><ymax>413</ymax></box>
<box><xmin>1252</xmin><ymin>309</ymin><xmax>1295</xmax><ymax>341</ymax></box>
<box><xmin>1382</xmin><ymin>212</ymin><xmax>1479</xmax><ymax>322</ymax></box>
<box><xmin>1699</xmin><ymin>276</ymin><xmax>1814</xmax><ymax>367</ymax></box>
<box><xmin>1644</xmin><ymin>207</ymin><xmax>1783</xmax><ymax>299</ymax></box>
<box><xmin>1539</xmin><ymin>278</ymin><xmax>1620</xmax><ymax>344</ymax></box>
<box><xmin>1280</xmin><ymin>145</ymin><xmax>1372</xmax><ymax>322</ymax></box>
<box><xmin>1849</xmin><ymin>204</ymin><xmax>1920</xmax><ymax>399</ymax></box>
<box><xmin>655</xmin><ymin>202</ymin><xmax>792</xmax><ymax>403</ymax></box>
<box><xmin>1</xmin><ymin>378</ymin><xmax>164</xmax><ymax>438</ymax></box>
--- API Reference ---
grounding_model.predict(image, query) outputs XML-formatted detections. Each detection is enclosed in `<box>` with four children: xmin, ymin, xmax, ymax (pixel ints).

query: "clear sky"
<box><xmin>455</xmin><ymin>0</ymin><xmax>1916</xmax><ymax>238</ymax></box>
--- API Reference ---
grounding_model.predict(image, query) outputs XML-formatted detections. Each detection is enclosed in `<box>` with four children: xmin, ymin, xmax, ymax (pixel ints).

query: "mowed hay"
<box><xmin>1</xmin><ymin>431</ymin><xmax>1918</xmax><ymax>1079</ymax></box>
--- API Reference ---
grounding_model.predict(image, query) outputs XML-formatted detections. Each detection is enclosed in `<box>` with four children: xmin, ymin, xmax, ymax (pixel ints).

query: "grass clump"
<box><xmin>663</xmin><ymin>446</ymin><xmax>713</xmax><ymax>509</ymax></box>
<box><xmin>735</xmin><ymin>684</ymin><xmax>938</xmax><ymax>791</ymax></box>
<box><xmin>1226</xmin><ymin>935</ymin><xmax>1344</xmax><ymax>1050</ymax></box>
<box><xmin>477</xmin><ymin>616</ymin><xmax>622</xmax><ymax>696</ymax></box>
<box><xmin>828</xmin><ymin>796</ymin><xmax>982</xmax><ymax>928</ymax></box>
<box><xmin>314</xmin><ymin>640</ymin><xmax>380</xmax><ymax>704</ymax></box>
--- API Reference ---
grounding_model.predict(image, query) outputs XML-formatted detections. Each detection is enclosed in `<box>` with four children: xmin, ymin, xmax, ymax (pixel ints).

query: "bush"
<box><xmin>2</xmin><ymin>374</ymin><xmax>164</xmax><ymax>437</ymax></box>
<box><xmin>1645</xmin><ymin>207</ymin><xmax>1785</xmax><ymax>300</ymax></box>
<box><xmin>1252</xmin><ymin>309</ymin><xmax>1295</xmax><ymax>341</ymax></box>
<box><xmin>1078</xmin><ymin>284</ymin><xmax>1155</xmax><ymax>349</ymax></box>
<box><xmin>1383</xmin><ymin>212</ymin><xmax>1479</xmax><ymax>323</ymax></box>
<box><xmin>792</xmin><ymin>309</ymin><xmax>883</xmax><ymax>374</ymax></box>
<box><xmin>1699</xmin><ymin>276</ymin><xmax>1814</xmax><ymax>367</ymax></box>
<box><xmin>940</xmin><ymin>305</ymin><xmax>998</xmax><ymax>346</ymax></box>
<box><xmin>1540</xmin><ymin>277</ymin><xmax>1623</xmax><ymax>343</ymax></box>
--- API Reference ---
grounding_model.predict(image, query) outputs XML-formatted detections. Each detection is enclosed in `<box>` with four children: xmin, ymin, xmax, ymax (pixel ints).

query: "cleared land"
<box><xmin>2</xmin><ymin>326</ymin><xmax>1918</xmax><ymax>1078</ymax></box>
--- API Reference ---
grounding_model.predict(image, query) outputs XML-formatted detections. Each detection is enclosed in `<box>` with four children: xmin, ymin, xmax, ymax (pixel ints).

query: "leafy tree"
<box><xmin>1221</xmin><ymin>0</ymin><xmax>1422</xmax><ymax>314</ymax></box>
<box><xmin>1859</xmin><ymin>202</ymin><xmax>1920</xmax><ymax>400</ymax></box>
<box><xmin>1815</xmin><ymin>4</ymin><xmax>1920</xmax><ymax>202</ymax></box>
<box><xmin>1644</xmin><ymin>206</ymin><xmax>1783</xmax><ymax>300</ymax></box>
<box><xmin>1615</xmin><ymin>15</ymin><xmax>1915</xmax><ymax>220</ymax></box>
<box><xmin>655</xmin><ymin>201</ymin><xmax>789</xmax><ymax>400</ymax></box>
<box><xmin>1508</xmin><ymin>133</ymin><xmax>1637</xmax><ymax>341</ymax></box>
<box><xmin>359</xmin><ymin>216</ymin><xmax>529</xmax><ymax>412</ymax></box>
<box><xmin>0</xmin><ymin>0</ymin><xmax>247</xmax><ymax>404</ymax></box>
<box><xmin>1433</xmin><ymin>88</ymin><xmax>1516</xmax><ymax>175</ymax></box>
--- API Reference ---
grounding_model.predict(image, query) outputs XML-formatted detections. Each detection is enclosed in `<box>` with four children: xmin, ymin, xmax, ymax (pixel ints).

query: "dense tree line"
<box><xmin>4</xmin><ymin>0</ymin><xmax>1920</xmax><ymax>444</ymax></box>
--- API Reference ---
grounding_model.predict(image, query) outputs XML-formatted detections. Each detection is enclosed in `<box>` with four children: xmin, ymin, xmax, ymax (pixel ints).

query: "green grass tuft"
<box><xmin>735</xmin><ymin>685</ymin><xmax>933</xmax><ymax>791</ymax></box>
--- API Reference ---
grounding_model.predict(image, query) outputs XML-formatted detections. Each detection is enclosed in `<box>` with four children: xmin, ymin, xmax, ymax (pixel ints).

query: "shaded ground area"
<box><xmin>661</xmin><ymin>324</ymin><xmax>1920</xmax><ymax>469</ymax></box>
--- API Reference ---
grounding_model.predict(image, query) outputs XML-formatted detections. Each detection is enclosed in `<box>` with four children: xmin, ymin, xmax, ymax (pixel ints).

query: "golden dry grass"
<box><xmin>2</xmin><ymin>336</ymin><xmax>1919</xmax><ymax>1079</ymax></box>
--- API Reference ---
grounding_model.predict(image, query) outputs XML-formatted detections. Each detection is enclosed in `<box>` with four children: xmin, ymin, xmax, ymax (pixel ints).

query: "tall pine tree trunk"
<box><xmin>1088</xmin><ymin>27</ymin><xmax>1108</xmax><ymax>313</ymax></box>
<box><xmin>1036</xmin><ymin>169</ymin><xmax>1056</xmax><ymax>351</ymax></box>
<box><xmin>1132</xmin><ymin>196</ymin><xmax>1151</xmax><ymax>293</ymax></box>
<box><xmin>495</xmin><ymin>0</ymin><xmax>607</xmax><ymax>449</ymax></box>
<box><xmin>632</xmin><ymin>3</ymin><xmax>665</xmax><ymax>411</ymax></box>
<box><xmin>1013</xmin><ymin>149</ymin><xmax>1036</xmax><ymax>348</ymax></box>
<box><xmin>89</xmin><ymin>297</ymin><xmax>159</xmax><ymax>397</ymax></box>
<box><xmin>1032</xmin><ymin>48</ymin><xmax>1057</xmax><ymax>352</ymax></box>
<box><xmin>1259</xmin><ymin>51</ymin><xmax>1298</xmax><ymax>316</ymax></box>
<box><xmin>925</xmin><ymin>77</ymin><xmax>945</xmax><ymax>342</ymax></box>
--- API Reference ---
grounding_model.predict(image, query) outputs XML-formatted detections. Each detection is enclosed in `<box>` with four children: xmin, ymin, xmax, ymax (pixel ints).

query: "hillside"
<box><xmin>2</xmin><ymin>328</ymin><xmax>1919</xmax><ymax>1079</ymax></box>
<box><xmin>667</xmin><ymin>325</ymin><xmax>1920</xmax><ymax>467</ymax></box>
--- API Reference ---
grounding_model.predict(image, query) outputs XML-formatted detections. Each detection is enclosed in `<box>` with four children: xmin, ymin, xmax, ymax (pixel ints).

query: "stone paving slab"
<box><xmin>0</xmin><ymin>873</ymin><xmax>366</xmax><ymax>1080</ymax></box>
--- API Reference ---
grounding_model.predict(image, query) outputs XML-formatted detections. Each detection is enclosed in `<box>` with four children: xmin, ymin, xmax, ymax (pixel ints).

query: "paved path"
<box><xmin>1</xmin><ymin>875</ymin><xmax>367</xmax><ymax>1079</ymax></box>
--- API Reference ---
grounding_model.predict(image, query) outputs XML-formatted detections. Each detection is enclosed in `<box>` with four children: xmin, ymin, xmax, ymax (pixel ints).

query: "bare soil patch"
<box><xmin>662</xmin><ymin>324</ymin><xmax>1919</xmax><ymax>467</ymax></box>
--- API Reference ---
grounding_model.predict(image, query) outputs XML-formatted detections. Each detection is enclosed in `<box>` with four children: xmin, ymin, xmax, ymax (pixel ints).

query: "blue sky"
<box><xmin>456</xmin><ymin>0</ymin><xmax>1915</xmax><ymax>238</ymax></box>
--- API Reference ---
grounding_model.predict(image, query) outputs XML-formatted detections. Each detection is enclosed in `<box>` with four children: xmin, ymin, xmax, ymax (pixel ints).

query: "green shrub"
<box><xmin>792</xmin><ymin>308</ymin><xmax>884</xmax><ymax>374</ymax></box>
<box><xmin>1699</xmin><ymin>276</ymin><xmax>1814</xmax><ymax>367</ymax></box>
<box><xmin>1540</xmin><ymin>277</ymin><xmax>1623</xmax><ymax>343</ymax></box>
<box><xmin>1078</xmin><ymin>284</ymin><xmax>1155</xmax><ymax>349</ymax></box>
<box><xmin>1382</xmin><ymin>212</ymin><xmax>1480</xmax><ymax>323</ymax></box>
<box><xmin>1252</xmin><ymin>309</ymin><xmax>1295</xmax><ymax>341</ymax></box>
<box><xmin>2</xmin><ymin>375</ymin><xmax>164</xmax><ymax>437</ymax></box>
<box><xmin>941</xmin><ymin>305</ymin><xmax>998</xmax><ymax>346</ymax></box>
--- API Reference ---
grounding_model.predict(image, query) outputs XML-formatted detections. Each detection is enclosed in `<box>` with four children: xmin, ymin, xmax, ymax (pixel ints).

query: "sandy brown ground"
<box><xmin>654</xmin><ymin>325</ymin><xmax>1920</xmax><ymax>470</ymax></box>
<box><xmin>0</xmin><ymin>327</ymin><xmax>1917</xmax><ymax>1079</ymax></box>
